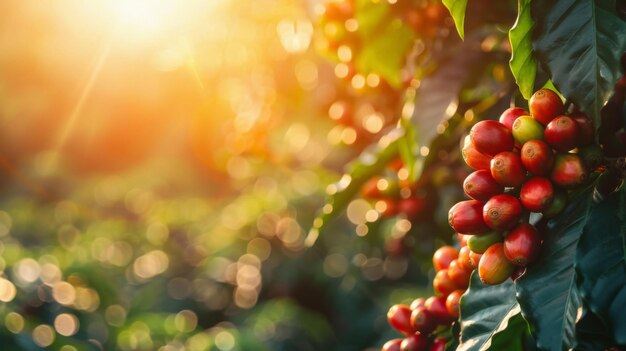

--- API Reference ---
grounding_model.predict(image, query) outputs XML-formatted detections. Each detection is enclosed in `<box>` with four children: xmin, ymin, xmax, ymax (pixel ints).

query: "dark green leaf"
<box><xmin>509</xmin><ymin>0</ymin><xmax>536</xmax><ymax>99</ymax></box>
<box><xmin>515</xmin><ymin>188</ymin><xmax>594</xmax><ymax>351</ymax></box>
<box><xmin>457</xmin><ymin>272</ymin><xmax>527</xmax><ymax>351</ymax></box>
<box><xmin>574</xmin><ymin>309</ymin><xmax>614</xmax><ymax>351</ymax></box>
<box><xmin>443</xmin><ymin>0</ymin><xmax>469</xmax><ymax>40</ymax></box>
<box><xmin>576</xmin><ymin>188</ymin><xmax>626</xmax><ymax>344</ymax></box>
<box><xmin>531</xmin><ymin>0</ymin><xmax>626</xmax><ymax>126</ymax></box>
<box><xmin>305</xmin><ymin>130</ymin><xmax>402</xmax><ymax>246</ymax></box>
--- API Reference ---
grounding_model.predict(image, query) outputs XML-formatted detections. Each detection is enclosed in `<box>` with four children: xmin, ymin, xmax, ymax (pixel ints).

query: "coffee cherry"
<box><xmin>405</xmin><ymin>10</ymin><xmax>425</xmax><ymax>32</ymax></box>
<box><xmin>470</xmin><ymin>120</ymin><xmax>514</xmax><ymax>157</ymax></box>
<box><xmin>457</xmin><ymin>233</ymin><xmax>468</xmax><ymax>247</ymax></box>
<box><xmin>578</xmin><ymin>143</ymin><xmax>603</xmax><ymax>170</ymax></box>
<box><xmin>433</xmin><ymin>269</ymin><xmax>458</xmax><ymax>297</ymax></box>
<box><xmin>483</xmin><ymin>194</ymin><xmax>523</xmax><ymax>231</ymax></box>
<box><xmin>551</xmin><ymin>153</ymin><xmax>588</xmax><ymax>189</ymax></box>
<box><xmin>425</xmin><ymin>296</ymin><xmax>451</xmax><ymax>325</ymax></box>
<box><xmin>529</xmin><ymin>88</ymin><xmax>563</xmax><ymax>125</ymax></box>
<box><xmin>432</xmin><ymin>246</ymin><xmax>458</xmax><ymax>271</ymax></box>
<box><xmin>361</xmin><ymin>177</ymin><xmax>383</xmax><ymax>199</ymax></box>
<box><xmin>463</xmin><ymin>170</ymin><xmax>504</xmax><ymax>201</ymax></box>
<box><xmin>448</xmin><ymin>200</ymin><xmax>489</xmax><ymax>234</ymax></box>
<box><xmin>520</xmin><ymin>177</ymin><xmax>554</xmax><ymax>212</ymax></box>
<box><xmin>445</xmin><ymin>290</ymin><xmax>464</xmax><ymax>320</ymax></box>
<box><xmin>398</xmin><ymin>197</ymin><xmax>427</xmax><ymax>218</ymax></box>
<box><xmin>462</xmin><ymin>137</ymin><xmax>493</xmax><ymax>170</ymax></box>
<box><xmin>491</xmin><ymin>152</ymin><xmax>526</xmax><ymax>187</ymax></box>
<box><xmin>458</xmin><ymin>246</ymin><xmax>473</xmax><ymax>270</ymax></box>
<box><xmin>410</xmin><ymin>297</ymin><xmax>426</xmax><ymax>311</ymax></box>
<box><xmin>469</xmin><ymin>251</ymin><xmax>482</xmax><ymax>268</ymax></box>
<box><xmin>324</xmin><ymin>0</ymin><xmax>354</xmax><ymax>21</ymax></box>
<box><xmin>478</xmin><ymin>243</ymin><xmax>516</xmax><ymax>285</ymax></box>
<box><xmin>388</xmin><ymin>304</ymin><xmax>413</xmax><ymax>334</ymax></box>
<box><xmin>410</xmin><ymin>306</ymin><xmax>436</xmax><ymax>335</ymax></box>
<box><xmin>467</xmin><ymin>231</ymin><xmax>503</xmax><ymax>254</ymax></box>
<box><xmin>542</xmin><ymin>188</ymin><xmax>567</xmax><ymax>218</ymax></box>
<box><xmin>521</xmin><ymin>140</ymin><xmax>554</xmax><ymax>176</ymax></box>
<box><xmin>401</xmin><ymin>333</ymin><xmax>430</xmax><ymax>351</ymax></box>
<box><xmin>447</xmin><ymin>259</ymin><xmax>472</xmax><ymax>288</ymax></box>
<box><xmin>504</xmin><ymin>223</ymin><xmax>541</xmax><ymax>266</ymax></box>
<box><xmin>382</xmin><ymin>339</ymin><xmax>403</xmax><ymax>351</ymax></box>
<box><xmin>499</xmin><ymin>107</ymin><xmax>529</xmax><ymax>130</ymax></box>
<box><xmin>569</xmin><ymin>112</ymin><xmax>595</xmax><ymax>146</ymax></box>
<box><xmin>545</xmin><ymin>116</ymin><xmax>580</xmax><ymax>152</ymax></box>
<box><xmin>512</xmin><ymin>116</ymin><xmax>544</xmax><ymax>145</ymax></box>
<box><xmin>429</xmin><ymin>337</ymin><xmax>447</xmax><ymax>351</ymax></box>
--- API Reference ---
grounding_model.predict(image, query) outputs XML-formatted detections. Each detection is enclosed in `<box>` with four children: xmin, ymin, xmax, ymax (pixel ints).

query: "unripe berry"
<box><xmin>467</xmin><ymin>231</ymin><xmax>503</xmax><ymax>254</ymax></box>
<box><xmin>499</xmin><ymin>107</ymin><xmax>529</xmax><ymax>130</ymax></box>
<box><xmin>542</xmin><ymin>188</ymin><xmax>568</xmax><ymax>218</ymax></box>
<box><xmin>512</xmin><ymin>116</ymin><xmax>544</xmax><ymax>145</ymax></box>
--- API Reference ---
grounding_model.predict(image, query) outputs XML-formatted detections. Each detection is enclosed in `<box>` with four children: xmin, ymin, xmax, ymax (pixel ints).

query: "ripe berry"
<box><xmin>448</xmin><ymin>200</ymin><xmax>489</xmax><ymax>235</ymax></box>
<box><xmin>512</xmin><ymin>116</ymin><xmax>544</xmax><ymax>145</ymax></box>
<box><xmin>569</xmin><ymin>112</ymin><xmax>595</xmax><ymax>146</ymax></box>
<box><xmin>544</xmin><ymin>116</ymin><xmax>580</xmax><ymax>152</ymax></box>
<box><xmin>432</xmin><ymin>246</ymin><xmax>458</xmax><ymax>271</ymax></box>
<box><xmin>434</xmin><ymin>269</ymin><xmax>458</xmax><ymax>297</ymax></box>
<box><xmin>387</xmin><ymin>304</ymin><xmax>413</xmax><ymax>334</ymax></box>
<box><xmin>542</xmin><ymin>188</ymin><xmax>567</xmax><ymax>218</ymax></box>
<box><xmin>478</xmin><ymin>243</ymin><xmax>515</xmax><ymax>285</ymax></box>
<box><xmin>425</xmin><ymin>296</ymin><xmax>451</xmax><ymax>325</ymax></box>
<box><xmin>445</xmin><ymin>290</ymin><xmax>464</xmax><ymax>320</ymax></box>
<box><xmin>490</xmin><ymin>152</ymin><xmax>526</xmax><ymax>187</ymax></box>
<box><xmin>520</xmin><ymin>177</ymin><xmax>554</xmax><ymax>212</ymax></box>
<box><xmin>458</xmin><ymin>246</ymin><xmax>474</xmax><ymax>270</ymax></box>
<box><xmin>503</xmin><ymin>223</ymin><xmax>541</xmax><ymax>266</ymax></box>
<box><xmin>521</xmin><ymin>140</ymin><xmax>554</xmax><ymax>176</ymax></box>
<box><xmin>551</xmin><ymin>153</ymin><xmax>588</xmax><ymax>189</ymax></box>
<box><xmin>429</xmin><ymin>337</ymin><xmax>447</xmax><ymax>351</ymax></box>
<box><xmin>409</xmin><ymin>298</ymin><xmax>425</xmax><ymax>312</ymax></box>
<box><xmin>467</xmin><ymin>231</ymin><xmax>503</xmax><ymax>254</ymax></box>
<box><xmin>447</xmin><ymin>259</ymin><xmax>472</xmax><ymax>288</ymax></box>
<box><xmin>469</xmin><ymin>251</ymin><xmax>482</xmax><ymax>268</ymax></box>
<box><xmin>462</xmin><ymin>137</ymin><xmax>492</xmax><ymax>170</ymax></box>
<box><xmin>410</xmin><ymin>306</ymin><xmax>436</xmax><ymax>335</ymax></box>
<box><xmin>470</xmin><ymin>121</ymin><xmax>514</xmax><ymax>157</ymax></box>
<box><xmin>463</xmin><ymin>170</ymin><xmax>504</xmax><ymax>201</ymax></box>
<box><xmin>499</xmin><ymin>107</ymin><xmax>529</xmax><ymax>130</ymax></box>
<box><xmin>382</xmin><ymin>339</ymin><xmax>403</xmax><ymax>351</ymax></box>
<box><xmin>483</xmin><ymin>194</ymin><xmax>523</xmax><ymax>231</ymax></box>
<box><xmin>529</xmin><ymin>88</ymin><xmax>563</xmax><ymax>125</ymax></box>
<box><xmin>401</xmin><ymin>333</ymin><xmax>431</xmax><ymax>351</ymax></box>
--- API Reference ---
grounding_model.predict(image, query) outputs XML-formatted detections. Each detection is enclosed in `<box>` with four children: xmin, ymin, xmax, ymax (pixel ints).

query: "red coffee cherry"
<box><xmin>499</xmin><ymin>107</ymin><xmax>529</xmax><ymax>130</ymax></box>
<box><xmin>447</xmin><ymin>259</ymin><xmax>472</xmax><ymax>288</ymax></box>
<box><xmin>448</xmin><ymin>200</ymin><xmax>490</xmax><ymax>235</ymax></box>
<box><xmin>478</xmin><ymin>243</ymin><xmax>516</xmax><ymax>285</ymax></box>
<box><xmin>529</xmin><ymin>88</ymin><xmax>564</xmax><ymax>125</ymax></box>
<box><xmin>425</xmin><ymin>296</ymin><xmax>452</xmax><ymax>325</ymax></box>
<box><xmin>445</xmin><ymin>289</ymin><xmax>464</xmax><ymax>320</ymax></box>
<box><xmin>433</xmin><ymin>269</ymin><xmax>458</xmax><ymax>297</ymax></box>
<box><xmin>569</xmin><ymin>112</ymin><xmax>595</xmax><ymax>146</ymax></box>
<box><xmin>457</xmin><ymin>246</ymin><xmax>474</xmax><ymax>270</ymax></box>
<box><xmin>470</xmin><ymin>120</ymin><xmax>514</xmax><ymax>157</ymax></box>
<box><xmin>490</xmin><ymin>151</ymin><xmax>526</xmax><ymax>187</ymax></box>
<box><xmin>463</xmin><ymin>170</ymin><xmax>504</xmax><ymax>201</ymax></box>
<box><xmin>382</xmin><ymin>338</ymin><xmax>403</xmax><ymax>351</ymax></box>
<box><xmin>483</xmin><ymin>194</ymin><xmax>523</xmax><ymax>231</ymax></box>
<box><xmin>410</xmin><ymin>306</ymin><xmax>437</xmax><ymax>335</ymax></box>
<box><xmin>401</xmin><ymin>333</ymin><xmax>431</xmax><ymax>351</ymax></box>
<box><xmin>410</xmin><ymin>297</ymin><xmax>426</xmax><ymax>311</ymax></box>
<box><xmin>387</xmin><ymin>304</ymin><xmax>413</xmax><ymax>334</ymax></box>
<box><xmin>520</xmin><ymin>177</ymin><xmax>554</xmax><ymax>212</ymax></box>
<box><xmin>551</xmin><ymin>153</ymin><xmax>588</xmax><ymax>189</ymax></box>
<box><xmin>432</xmin><ymin>246</ymin><xmax>459</xmax><ymax>272</ymax></box>
<box><xmin>544</xmin><ymin>116</ymin><xmax>580</xmax><ymax>152</ymax></box>
<box><xmin>504</xmin><ymin>223</ymin><xmax>541</xmax><ymax>267</ymax></box>
<box><xmin>462</xmin><ymin>137</ymin><xmax>493</xmax><ymax>170</ymax></box>
<box><xmin>521</xmin><ymin>140</ymin><xmax>554</xmax><ymax>176</ymax></box>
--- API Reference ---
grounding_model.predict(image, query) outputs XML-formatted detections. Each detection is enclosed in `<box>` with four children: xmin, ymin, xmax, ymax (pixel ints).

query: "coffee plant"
<box><xmin>311</xmin><ymin>0</ymin><xmax>626</xmax><ymax>350</ymax></box>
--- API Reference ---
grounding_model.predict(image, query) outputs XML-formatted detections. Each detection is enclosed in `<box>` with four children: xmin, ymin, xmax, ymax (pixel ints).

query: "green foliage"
<box><xmin>457</xmin><ymin>273</ymin><xmax>527</xmax><ymax>351</ymax></box>
<box><xmin>515</xmin><ymin>187</ymin><xmax>593</xmax><ymax>351</ymax></box>
<box><xmin>531</xmin><ymin>0</ymin><xmax>626</xmax><ymax>125</ymax></box>
<box><xmin>442</xmin><ymin>0</ymin><xmax>469</xmax><ymax>40</ymax></box>
<box><xmin>509</xmin><ymin>0</ymin><xmax>536</xmax><ymax>99</ymax></box>
<box><xmin>576</xmin><ymin>188</ymin><xmax>626</xmax><ymax>344</ymax></box>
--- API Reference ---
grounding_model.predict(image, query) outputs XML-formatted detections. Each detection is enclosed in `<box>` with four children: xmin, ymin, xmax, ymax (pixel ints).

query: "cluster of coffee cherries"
<box><xmin>382</xmin><ymin>243</ymin><xmax>471</xmax><ymax>351</ymax></box>
<box><xmin>449</xmin><ymin>88</ymin><xmax>598</xmax><ymax>285</ymax></box>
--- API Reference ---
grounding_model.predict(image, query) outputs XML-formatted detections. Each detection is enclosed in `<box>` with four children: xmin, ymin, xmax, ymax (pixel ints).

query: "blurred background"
<box><xmin>0</xmin><ymin>0</ymin><xmax>514</xmax><ymax>350</ymax></box>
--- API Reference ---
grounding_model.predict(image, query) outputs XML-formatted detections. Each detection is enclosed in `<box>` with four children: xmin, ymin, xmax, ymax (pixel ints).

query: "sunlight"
<box><xmin>111</xmin><ymin>0</ymin><xmax>173</xmax><ymax>39</ymax></box>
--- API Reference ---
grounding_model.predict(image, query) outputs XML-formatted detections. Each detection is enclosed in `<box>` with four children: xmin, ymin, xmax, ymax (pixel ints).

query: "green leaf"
<box><xmin>305</xmin><ymin>130</ymin><xmax>402</xmax><ymax>246</ymax></box>
<box><xmin>508</xmin><ymin>0</ymin><xmax>536</xmax><ymax>99</ymax></box>
<box><xmin>574</xmin><ymin>309</ymin><xmax>614</xmax><ymax>351</ymax></box>
<box><xmin>442</xmin><ymin>0</ymin><xmax>469</xmax><ymax>40</ymax></box>
<box><xmin>576</xmin><ymin>188</ymin><xmax>626</xmax><ymax>344</ymax></box>
<box><xmin>457</xmin><ymin>272</ymin><xmax>527</xmax><ymax>351</ymax></box>
<box><xmin>515</xmin><ymin>188</ymin><xmax>594</xmax><ymax>351</ymax></box>
<box><xmin>531</xmin><ymin>0</ymin><xmax>626</xmax><ymax>126</ymax></box>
